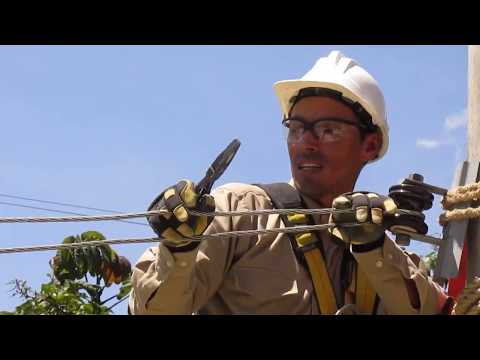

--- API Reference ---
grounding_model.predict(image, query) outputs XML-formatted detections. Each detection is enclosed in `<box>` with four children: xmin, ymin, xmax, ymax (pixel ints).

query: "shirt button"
<box><xmin>166</xmin><ymin>260</ymin><xmax>173</xmax><ymax>268</ymax></box>
<box><xmin>179</xmin><ymin>261</ymin><xmax>188</xmax><ymax>267</ymax></box>
<box><xmin>375</xmin><ymin>260</ymin><xmax>383</xmax><ymax>268</ymax></box>
<box><xmin>387</xmin><ymin>254</ymin><xmax>393</xmax><ymax>260</ymax></box>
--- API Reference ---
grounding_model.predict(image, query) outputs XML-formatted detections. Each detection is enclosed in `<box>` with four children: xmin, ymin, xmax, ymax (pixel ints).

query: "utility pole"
<box><xmin>467</xmin><ymin>45</ymin><xmax>480</xmax><ymax>283</ymax></box>
<box><xmin>434</xmin><ymin>46</ymin><xmax>480</xmax><ymax>289</ymax></box>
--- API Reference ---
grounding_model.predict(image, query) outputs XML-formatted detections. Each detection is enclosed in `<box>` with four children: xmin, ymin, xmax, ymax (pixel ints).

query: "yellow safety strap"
<box><xmin>355</xmin><ymin>265</ymin><xmax>378</xmax><ymax>314</ymax></box>
<box><xmin>298</xmin><ymin>237</ymin><xmax>337</xmax><ymax>314</ymax></box>
<box><xmin>289</xmin><ymin>213</ymin><xmax>378</xmax><ymax>315</ymax></box>
<box><xmin>304</xmin><ymin>248</ymin><xmax>338</xmax><ymax>315</ymax></box>
<box><xmin>290</xmin><ymin>214</ymin><xmax>337</xmax><ymax>315</ymax></box>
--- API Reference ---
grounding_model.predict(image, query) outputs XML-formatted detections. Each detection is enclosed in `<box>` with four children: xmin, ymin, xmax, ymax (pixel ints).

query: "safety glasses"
<box><xmin>282</xmin><ymin>117</ymin><xmax>366</xmax><ymax>143</ymax></box>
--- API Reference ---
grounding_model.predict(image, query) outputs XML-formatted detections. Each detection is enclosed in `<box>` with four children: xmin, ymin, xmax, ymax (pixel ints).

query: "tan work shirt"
<box><xmin>129</xmin><ymin>182</ymin><xmax>447</xmax><ymax>315</ymax></box>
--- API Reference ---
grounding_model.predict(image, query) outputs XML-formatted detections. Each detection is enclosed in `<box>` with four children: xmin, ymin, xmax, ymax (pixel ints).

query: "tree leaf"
<box><xmin>62</xmin><ymin>235</ymin><xmax>77</xmax><ymax>244</ymax></box>
<box><xmin>72</xmin><ymin>248</ymin><xmax>87</xmax><ymax>280</ymax></box>
<box><xmin>81</xmin><ymin>231</ymin><xmax>106</xmax><ymax>242</ymax></box>
<box><xmin>41</xmin><ymin>282</ymin><xmax>56</xmax><ymax>294</ymax></box>
<box><xmin>116</xmin><ymin>282</ymin><xmax>132</xmax><ymax>300</ymax></box>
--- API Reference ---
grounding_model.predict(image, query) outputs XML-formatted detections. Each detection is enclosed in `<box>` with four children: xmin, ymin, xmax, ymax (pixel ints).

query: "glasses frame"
<box><xmin>282</xmin><ymin>116</ymin><xmax>367</xmax><ymax>143</ymax></box>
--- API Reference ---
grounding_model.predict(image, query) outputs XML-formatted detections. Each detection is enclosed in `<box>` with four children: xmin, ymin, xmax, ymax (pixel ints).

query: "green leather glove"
<box><xmin>147</xmin><ymin>180</ymin><xmax>215</xmax><ymax>250</ymax></box>
<box><xmin>328</xmin><ymin>192</ymin><xmax>397</xmax><ymax>248</ymax></box>
<box><xmin>452</xmin><ymin>277</ymin><xmax>480</xmax><ymax>315</ymax></box>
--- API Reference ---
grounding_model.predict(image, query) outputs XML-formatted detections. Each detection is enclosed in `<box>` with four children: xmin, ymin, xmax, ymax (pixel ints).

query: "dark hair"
<box><xmin>289</xmin><ymin>87</ymin><xmax>379</xmax><ymax>140</ymax></box>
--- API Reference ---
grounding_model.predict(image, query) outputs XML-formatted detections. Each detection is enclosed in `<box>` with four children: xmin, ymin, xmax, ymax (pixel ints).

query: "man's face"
<box><xmin>287</xmin><ymin>96</ymin><xmax>381</xmax><ymax>202</ymax></box>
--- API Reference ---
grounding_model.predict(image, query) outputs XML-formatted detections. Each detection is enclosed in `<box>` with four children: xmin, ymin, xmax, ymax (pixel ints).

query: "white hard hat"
<box><xmin>274</xmin><ymin>50</ymin><xmax>389</xmax><ymax>161</ymax></box>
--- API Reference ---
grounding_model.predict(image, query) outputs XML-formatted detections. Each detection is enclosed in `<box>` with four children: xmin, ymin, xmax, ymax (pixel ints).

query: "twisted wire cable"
<box><xmin>0</xmin><ymin>207</ymin><xmax>416</xmax><ymax>224</ymax></box>
<box><xmin>0</xmin><ymin>222</ymin><xmax>364</xmax><ymax>254</ymax></box>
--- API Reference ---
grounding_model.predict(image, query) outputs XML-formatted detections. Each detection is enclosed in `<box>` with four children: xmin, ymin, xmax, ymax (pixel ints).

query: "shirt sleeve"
<box><xmin>351</xmin><ymin>236</ymin><xmax>448</xmax><ymax>314</ymax></box>
<box><xmin>128</xmin><ymin>184</ymin><xmax>272</xmax><ymax>314</ymax></box>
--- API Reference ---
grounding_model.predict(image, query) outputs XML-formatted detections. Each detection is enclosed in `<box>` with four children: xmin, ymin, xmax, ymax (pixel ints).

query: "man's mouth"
<box><xmin>298</xmin><ymin>163</ymin><xmax>323</xmax><ymax>170</ymax></box>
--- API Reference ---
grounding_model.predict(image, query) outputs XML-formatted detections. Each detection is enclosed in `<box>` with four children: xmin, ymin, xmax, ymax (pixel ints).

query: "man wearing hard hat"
<box><xmin>128</xmin><ymin>51</ymin><xmax>475</xmax><ymax>315</ymax></box>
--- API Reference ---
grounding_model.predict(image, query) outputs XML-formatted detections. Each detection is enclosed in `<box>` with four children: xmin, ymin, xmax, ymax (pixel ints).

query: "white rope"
<box><xmin>439</xmin><ymin>207</ymin><xmax>480</xmax><ymax>225</ymax></box>
<box><xmin>443</xmin><ymin>181</ymin><xmax>480</xmax><ymax>208</ymax></box>
<box><xmin>0</xmin><ymin>223</ymin><xmax>363</xmax><ymax>255</ymax></box>
<box><xmin>440</xmin><ymin>181</ymin><xmax>480</xmax><ymax>224</ymax></box>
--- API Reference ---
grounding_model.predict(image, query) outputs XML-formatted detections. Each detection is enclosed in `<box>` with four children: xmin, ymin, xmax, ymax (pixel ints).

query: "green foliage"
<box><xmin>3</xmin><ymin>277</ymin><xmax>111</xmax><ymax>315</ymax></box>
<box><xmin>422</xmin><ymin>250</ymin><xmax>438</xmax><ymax>276</ymax></box>
<box><xmin>117</xmin><ymin>279</ymin><xmax>132</xmax><ymax>300</ymax></box>
<box><xmin>2</xmin><ymin>230</ymin><xmax>132</xmax><ymax>315</ymax></box>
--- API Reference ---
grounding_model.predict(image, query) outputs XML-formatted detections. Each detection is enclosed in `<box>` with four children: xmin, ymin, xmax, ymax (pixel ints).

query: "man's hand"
<box><xmin>452</xmin><ymin>277</ymin><xmax>480</xmax><ymax>315</ymax></box>
<box><xmin>328</xmin><ymin>192</ymin><xmax>397</xmax><ymax>246</ymax></box>
<box><xmin>147</xmin><ymin>180</ymin><xmax>215</xmax><ymax>249</ymax></box>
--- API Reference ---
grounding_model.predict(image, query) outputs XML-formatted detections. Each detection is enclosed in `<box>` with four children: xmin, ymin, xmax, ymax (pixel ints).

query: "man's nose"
<box><xmin>299</xmin><ymin>128</ymin><xmax>321</xmax><ymax>150</ymax></box>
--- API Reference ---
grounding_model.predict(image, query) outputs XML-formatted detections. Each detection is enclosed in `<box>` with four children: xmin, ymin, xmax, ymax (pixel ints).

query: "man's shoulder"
<box><xmin>213</xmin><ymin>181</ymin><xmax>300</xmax><ymax>206</ymax></box>
<box><xmin>213</xmin><ymin>182</ymin><xmax>270</xmax><ymax>199</ymax></box>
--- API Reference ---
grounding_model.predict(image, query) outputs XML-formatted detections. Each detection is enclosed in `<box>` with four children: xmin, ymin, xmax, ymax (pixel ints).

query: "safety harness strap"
<box><xmin>355</xmin><ymin>266</ymin><xmax>378</xmax><ymax>314</ymax></box>
<box><xmin>255</xmin><ymin>183</ymin><xmax>337</xmax><ymax>314</ymax></box>
<box><xmin>303</xmin><ymin>244</ymin><xmax>338</xmax><ymax>315</ymax></box>
<box><xmin>255</xmin><ymin>182</ymin><xmax>378</xmax><ymax>315</ymax></box>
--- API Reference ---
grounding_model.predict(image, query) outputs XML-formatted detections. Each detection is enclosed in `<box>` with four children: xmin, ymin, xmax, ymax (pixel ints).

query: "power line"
<box><xmin>0</xmin><ymin>223</ymin><xmax>346</xmax><ymax>254</ymax></box>
<box><xmin>0</xmin><ymin>193</ymin><xmax>129</xmax><ymax>214</ymax></box>
<box><xmin>0</xmin><ymin>201</ymin><xmax>148</xmax><ymax>227</ymax></box>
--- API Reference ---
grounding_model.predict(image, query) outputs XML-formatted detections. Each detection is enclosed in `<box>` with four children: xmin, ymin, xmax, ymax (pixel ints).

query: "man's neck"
<box><xmin>288</xmin><ymin>178</ymin><xmax>355</xmax><ymax>208</ymax></box>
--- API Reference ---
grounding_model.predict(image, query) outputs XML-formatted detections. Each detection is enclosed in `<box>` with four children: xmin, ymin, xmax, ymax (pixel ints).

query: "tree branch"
<box><xmin>100</xmin><ymin>294</ymin><xmax>118</xmax><ymax>305</ymax></box>
<box><xmin>106</xmin><ymin>295</ymin><xmax>129</xmax><ymax>312</ymax></box>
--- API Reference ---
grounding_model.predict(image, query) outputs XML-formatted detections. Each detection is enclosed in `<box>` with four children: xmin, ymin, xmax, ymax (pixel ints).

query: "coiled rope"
<box><xmin>440</xmin><ymin>181</ymin><xmax>480</xmax><ymax>225</ymax></box>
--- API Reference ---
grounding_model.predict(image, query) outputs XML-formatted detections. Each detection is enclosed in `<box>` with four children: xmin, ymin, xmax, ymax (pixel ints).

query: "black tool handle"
<box><xmin>195</xmin><ymin>139</ymin><xmax>241</xmax><ymax>197</ymax></box>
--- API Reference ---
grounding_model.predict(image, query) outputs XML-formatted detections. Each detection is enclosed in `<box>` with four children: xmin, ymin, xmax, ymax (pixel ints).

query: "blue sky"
<box><xmin>0</xmin><ymin>45</ymin><xmax>468</xmax><ymax>314</ymax></box>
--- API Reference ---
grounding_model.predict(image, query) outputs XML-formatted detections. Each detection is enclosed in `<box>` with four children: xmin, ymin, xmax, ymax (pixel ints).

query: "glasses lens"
<box><xmin>283</xmin><ymin>118</ymin><xmax>359</xmax><ymax>143</ymax></box>
<box><xmin>313</xmin><ymin>121</ymin><xmax>346</xmax><ymax>142</ymax></box>
<box><xmin>284</xmin><ymin>119</ymin><xmax>304</xmax><ymax>142</ymax></box>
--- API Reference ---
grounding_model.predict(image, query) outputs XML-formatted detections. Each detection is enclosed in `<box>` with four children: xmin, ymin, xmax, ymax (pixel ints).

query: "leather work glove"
<box><xmin>452</xmin><ymin>277</ymin><xmax>480</xmax><ymax>315</ymax></box>
<box><xmin>147</xmin><ymin>180</ymin><xmax>216</xmax><ymax>249</ymax></box>
<box><xmin>328</xmin><ymin>192</ymin><xmax>397</xmax><ymax>248</ymax></box>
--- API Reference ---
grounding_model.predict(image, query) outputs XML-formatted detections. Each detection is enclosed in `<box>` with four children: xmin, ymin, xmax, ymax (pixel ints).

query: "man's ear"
<box><xmin>361</xmin><ymin>131</ymin><xmax>383</xmax><ymax>162</ymax></box>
